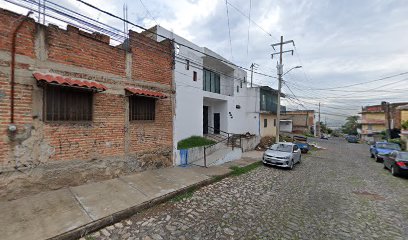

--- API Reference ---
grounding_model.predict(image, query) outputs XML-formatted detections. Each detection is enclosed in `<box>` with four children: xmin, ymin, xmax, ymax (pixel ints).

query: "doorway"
<box><xmin>203</xmin><ymin>106</ymin><xmax>208</xmax><ymax>134</ymax></box>
<box><xmin>214</xmin><ymin>113</ymin><xmax>220</xmax><ymax>134</ymax></box>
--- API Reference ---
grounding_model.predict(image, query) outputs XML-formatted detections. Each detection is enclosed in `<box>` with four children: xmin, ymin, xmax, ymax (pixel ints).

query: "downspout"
<box><xmin>9</xmin><ymin>11</ymin><xmax>33</xmax><ymax>133</ymax></box>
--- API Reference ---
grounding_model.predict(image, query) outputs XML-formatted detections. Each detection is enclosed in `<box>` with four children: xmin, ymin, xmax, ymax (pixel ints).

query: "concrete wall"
<box><xmin>241</xmin><ymin>135</ymin><xmax>261</xmax><ymax>152</ymax></box>
<box><xmin>260</xmin><ymin>114</ymin><xmax>277</xmax><ymax>137</ymax></box>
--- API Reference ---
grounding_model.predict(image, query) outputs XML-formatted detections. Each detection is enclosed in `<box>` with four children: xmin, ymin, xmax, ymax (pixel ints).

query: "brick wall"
<box><xmin>0</xmin><ymin>8</ymin><xmax>173</xmax><ymax>170</ymax></box>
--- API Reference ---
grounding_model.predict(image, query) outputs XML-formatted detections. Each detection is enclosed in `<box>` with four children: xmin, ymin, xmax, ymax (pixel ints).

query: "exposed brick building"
<box><xmin>0</xmin><ymin>9</ymin><xmax>174</xmax><ymax>200</ymax></box>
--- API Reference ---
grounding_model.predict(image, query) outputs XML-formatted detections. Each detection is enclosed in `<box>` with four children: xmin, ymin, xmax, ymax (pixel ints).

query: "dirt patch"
<box><xmin>255</xmin><ymin>136</ymin><xmax>276</xmax><ymax>151</ymax></box>
<box><xmin>352</xmin><ymin>191</ymin><xmax>385</xmax><ymax>201</ymax></box>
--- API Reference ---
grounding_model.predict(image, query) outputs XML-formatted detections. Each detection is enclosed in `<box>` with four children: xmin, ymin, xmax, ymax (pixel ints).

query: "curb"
<box><xmin>49</xmin><ymin>170</ymin><xmax>235</xmax><ymax>240</ymax></box>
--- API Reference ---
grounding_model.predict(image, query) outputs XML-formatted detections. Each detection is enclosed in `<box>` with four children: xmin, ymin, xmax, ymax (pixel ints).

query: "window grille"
<box><xmin>44</xmin><ymin>85</ymin><xmax>93</xmax><ymax>121</ymax></box>
<box><xmin>129</xmin><ymin>95</ymin><xmax>156</xmax><ymax>121</ymax></box>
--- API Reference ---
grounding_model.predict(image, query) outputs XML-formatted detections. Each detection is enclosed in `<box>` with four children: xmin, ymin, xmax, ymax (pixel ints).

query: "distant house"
<box><xmin>281</xmin><ymin>110</ymin><xmax>315</xmax><ymax>134</ymax></box>
<box><xmin>280</xmin><ymin>120</ymin><xmax>293</xmax><ymax>133</ymax></box>
<box><xmin>360</xmin><ymin>102</ymin><xmax>408</xmax><ymax>142</ymax></box>
<box><xmin>257</xmin><ymin>86</ymin><xmax>279</xmax><ymax>137</ymax></box>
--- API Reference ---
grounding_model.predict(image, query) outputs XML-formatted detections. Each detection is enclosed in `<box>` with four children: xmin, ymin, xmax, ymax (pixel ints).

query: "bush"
<box><xmin>389</xmin><ymin>138</ymin><xmax>406</xmax><ymax>150</ymax></box>
<box><xmin>402</xmin><ymin>120</ymin><xmax>408</xmax><ymax>130</ymax></box>
<box><xmin>177</xmin><ymin>136</ymin><xmax>215</xmax><ymax>149</ymax></box>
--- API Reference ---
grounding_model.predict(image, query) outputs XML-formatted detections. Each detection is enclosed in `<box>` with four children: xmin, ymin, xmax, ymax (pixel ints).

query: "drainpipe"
<box><xmin>9</xmin><ymin>11</ymin><xmax>33</xmax><ymax>133</ymax></box>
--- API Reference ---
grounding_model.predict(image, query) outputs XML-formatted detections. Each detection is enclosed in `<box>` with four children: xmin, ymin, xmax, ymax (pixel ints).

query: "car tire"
<box><xmin>370</xmin><ymin>153</ymin><xmax>374</xmax><ymax>158</ymax></box>
<box><xmin>375</xmin><ymin>155</ymin><xmax>381</xmax><ymax>163</ymax></box>
<box><xmin>289</xmin><ymin>160</ymin><xmax>294</xmax><ymax>170</ymax></box>
<box><xmin>391</xmin><ymin>166</ymin><xmax>398</xmax><ymax>176</ymax></box>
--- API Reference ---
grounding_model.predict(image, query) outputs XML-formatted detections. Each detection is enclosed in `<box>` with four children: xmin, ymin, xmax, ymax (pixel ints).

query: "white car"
<box><xmin>262</xmin><ymin>142</ymin><xmax>302</xmax><ymax>170</ymax></box>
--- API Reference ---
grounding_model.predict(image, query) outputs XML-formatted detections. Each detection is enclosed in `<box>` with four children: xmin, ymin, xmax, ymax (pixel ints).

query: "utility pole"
<box><xmin>250</xmin><ymin>63</ymin><xmax>258</xmax><ymax>87</ymax></box>
<box><xmin>271</xmin><ymin>36</ymin><xmax>295</xmax><ymax>143</ymax></box>
<box><xmin>318</xmin><ymin>102</ymin><xmax>321</xmax><ymax>138</ymax></box>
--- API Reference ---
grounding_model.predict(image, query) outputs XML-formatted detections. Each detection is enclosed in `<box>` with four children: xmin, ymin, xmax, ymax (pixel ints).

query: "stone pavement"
<box><xmin>85</xmin><ymin>138</ymin><xmax>408</xmax><ymax>240</ymax></box>
<box><xmin>0</xmin><ymin>152</ymin><xmax>261</xmax><ymax>240</ymax></box>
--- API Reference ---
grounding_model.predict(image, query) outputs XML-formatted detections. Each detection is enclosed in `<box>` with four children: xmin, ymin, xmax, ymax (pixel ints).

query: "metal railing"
<box><xmin>203</xmin><ymin>126</ymin><xmax>242</xmax><ymax>167</ymax></box>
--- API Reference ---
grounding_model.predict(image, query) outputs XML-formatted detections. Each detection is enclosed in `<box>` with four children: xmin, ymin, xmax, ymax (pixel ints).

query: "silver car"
<box><xmin>262</xmin><ymin>142</ymin><xmax>302</xmax><ymax>170</ymax></box>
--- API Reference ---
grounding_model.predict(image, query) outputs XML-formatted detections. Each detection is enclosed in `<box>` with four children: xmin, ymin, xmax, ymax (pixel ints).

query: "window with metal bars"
<box><xmin>129</xmin><ymin>96</ymin><xmax>156</xmax><ymax>121</ymax></box>
<box><xmin>44</xmin><ymin>85</ymin><xmax>93</xmax><ymax>121</ymax></box>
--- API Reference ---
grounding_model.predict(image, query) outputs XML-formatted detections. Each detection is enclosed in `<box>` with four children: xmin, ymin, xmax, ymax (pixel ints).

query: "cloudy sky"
<box><xmin>3</xmin><ymin>0</ymin><xmax>408</xmax><ymax>127</ymax></box>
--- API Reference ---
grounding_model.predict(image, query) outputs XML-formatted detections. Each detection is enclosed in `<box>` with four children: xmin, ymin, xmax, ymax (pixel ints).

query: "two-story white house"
<box><xmin>144</xmin><ymin>26</ymin><xmax>261</xmax><ymax>164</ymax></box>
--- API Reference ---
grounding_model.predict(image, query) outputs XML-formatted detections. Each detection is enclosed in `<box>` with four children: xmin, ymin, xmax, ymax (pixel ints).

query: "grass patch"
<box><xmin>170</xmin><ymin>186</ymin><xmax>197</xmax><ymax>202</ymax></box>
<box><xmin>177</xmin><ymin>136</ymin><xmax>216</xmax><ymax>150</ymax></box>
<box><xmin>229</xmin><ymin>161</ymin><xmax>262</xmax><ymax>176</ymax></box>
<box><xmin>84</xmin><ymin>236</ymin><xmax>95</xmax><ymax>240</ymax></box>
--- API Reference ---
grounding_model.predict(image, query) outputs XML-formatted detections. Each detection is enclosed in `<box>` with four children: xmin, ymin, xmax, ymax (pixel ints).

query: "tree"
<box><xmin>341</xmin><ymin>116</ymin><xmax>360</xmax><ymax>135</ymax></box>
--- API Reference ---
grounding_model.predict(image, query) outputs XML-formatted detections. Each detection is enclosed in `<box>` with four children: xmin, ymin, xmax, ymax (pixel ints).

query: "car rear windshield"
<box><xmin>270</xmin><ymin>144</ymin><xmax>292</xmax><ymax>153</ymax></box>
<box><xmin>376</xmin><ymin>143</ymin><xmax>401</xmax><ymax>150</ymax></box>
<box><xmin>398</xmin><ymin>152</ymin><xmax>408</xmax><ymax>160</ymax></box>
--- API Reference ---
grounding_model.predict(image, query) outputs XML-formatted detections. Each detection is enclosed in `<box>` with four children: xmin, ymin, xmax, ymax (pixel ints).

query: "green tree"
<box><xmin>341</xmin><ymin>116</ymin><xmax>360</xmax><ymax>135</ymax></box>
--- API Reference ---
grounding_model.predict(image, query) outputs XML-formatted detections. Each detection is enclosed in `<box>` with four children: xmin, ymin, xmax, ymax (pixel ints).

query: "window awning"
<box><xmin>33</xmin><ymin>72</ymin><xmax>107</xmax><ymax>92</ymax></box>
<box><xmin>125</xmin><ymin>87</ymin><xmax>167</xmax><ymax>99</ymax></box>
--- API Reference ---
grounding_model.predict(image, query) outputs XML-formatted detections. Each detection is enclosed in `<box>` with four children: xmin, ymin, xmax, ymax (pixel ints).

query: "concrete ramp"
<box><xmin>192</xmin><ymin>145</ymin><xmax>242</xmax><ymax>167</ymax></box>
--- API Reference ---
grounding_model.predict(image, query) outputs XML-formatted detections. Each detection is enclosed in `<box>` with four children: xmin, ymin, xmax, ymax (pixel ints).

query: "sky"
<box><xmin>3</xmin><ymin>0</ymin><xmax>408</xmax><ymax>127</ymax></box>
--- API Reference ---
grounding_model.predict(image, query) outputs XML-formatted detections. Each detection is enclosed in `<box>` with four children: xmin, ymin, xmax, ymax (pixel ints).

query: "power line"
<box><xmin>74</xmin><ymin>0</ymin><xmax>276</xmax><ymax>79</ymax></box>
<box><xmin>298</xmin><ymin>71</ymin><xmax>408</xmax><ymax>90</ymax></box>
<box><xmin>226</xmin><ymin>0</ymin><xmax>278</xmax><ymax>41</ymax></box>
<box><xmin>225</xmin><ymin>0</ymin><xmax>233</xmax><ymax>61</ymax></box>
<box><xmin>139</xmin><ymin>0</ymin><xmax>159</xmax><ymax>26</ymax></box>
<box><xmin>246</xmin><ymin>0</ymin><xmax>252</xmax><ymax>60</ymax></box>
<box><xmin>6</xmin><ymin>0</ymin><xmax>278</xmax><ymax>81</ymax></box>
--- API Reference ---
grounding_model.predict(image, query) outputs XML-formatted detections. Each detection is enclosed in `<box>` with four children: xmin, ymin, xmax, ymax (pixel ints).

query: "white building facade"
<box><xmin>144</xmin><ymin>26</ymin><xmax>260</xmax><ymax>164</ymax></box>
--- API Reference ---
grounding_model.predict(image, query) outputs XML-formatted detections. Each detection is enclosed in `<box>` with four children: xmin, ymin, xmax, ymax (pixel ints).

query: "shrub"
<box><xmin>177</xmin><ymin>136</ymin><xmax>215</xmax><ymax>149</ymax></box>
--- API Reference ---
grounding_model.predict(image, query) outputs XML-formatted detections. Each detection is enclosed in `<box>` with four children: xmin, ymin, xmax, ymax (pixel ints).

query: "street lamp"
<box><xmin>283</xmin><ymin>66</ymin><xmax>302</xmax><ymax>76</ymax></box>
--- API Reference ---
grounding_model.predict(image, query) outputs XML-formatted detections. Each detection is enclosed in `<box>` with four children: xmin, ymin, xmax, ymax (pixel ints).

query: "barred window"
<box><xmin>44</xmin><ymin>85</ymin><xmax>93</xmax><ymax>121</ymax></box>
<box><xmin>129</xmin><ymin>96</ymin><xmax>156</xmax><ymax>121</ymax></box>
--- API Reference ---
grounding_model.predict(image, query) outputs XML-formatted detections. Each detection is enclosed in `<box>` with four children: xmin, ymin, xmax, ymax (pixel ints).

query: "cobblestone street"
<box><xmin>86</xmin><ymin>138</ymin><xmax>408</xmax><ymax>240</ymax></box>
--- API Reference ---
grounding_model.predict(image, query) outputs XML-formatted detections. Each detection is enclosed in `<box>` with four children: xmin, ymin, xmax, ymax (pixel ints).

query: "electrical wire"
<box><xmin>139</xmin><ymin>0</ymin><xmax>159</xmax><ymax>26</ymax></box>
<box><xmin>225</xmin><ymin>0</ymin><xmax>233</xmax><ymax>61</ymax></box>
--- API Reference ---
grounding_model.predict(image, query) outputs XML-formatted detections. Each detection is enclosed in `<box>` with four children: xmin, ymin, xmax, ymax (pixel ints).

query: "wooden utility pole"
<box><xmin>271</xmin><ymin>36</ymin><xmax>295</xmax><ymax>143</ymax></box>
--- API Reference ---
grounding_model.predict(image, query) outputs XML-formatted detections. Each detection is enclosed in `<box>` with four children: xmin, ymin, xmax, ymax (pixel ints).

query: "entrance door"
<box><xmin>203</xmin><ymin>106</ymin><xmax>208</xmax><ymax>134</ymax></box>
<box><xmin>214</xmin><ymin>113</ymin><xmax>220</xmax><ymax>134</ymax></box>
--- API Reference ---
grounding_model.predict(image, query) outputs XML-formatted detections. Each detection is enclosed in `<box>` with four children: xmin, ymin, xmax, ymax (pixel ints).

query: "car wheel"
<box><xmin>289</xmin><ymin>160</ymin><xmax>294</xmax><ymax>170</ymax></box>
<box><xmin>391</xmin><ymin>166</ymin><xmax>398</xmax><ymax>176</ymax></box>
<box><xmin>375</xmin><ymin>155</ymin><xmax>381</xmax><ymax>163</ymax></box>
<box><xmin>370</xmin><ymin>153</ymin><xmax>374</xmax><ymax>158</ymax></box>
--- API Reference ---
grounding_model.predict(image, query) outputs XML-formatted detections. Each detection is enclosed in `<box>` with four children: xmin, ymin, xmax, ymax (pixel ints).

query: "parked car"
<box><xmin>320</xmin><ymin>134</ymin><xmax>329</xmax><ymax>140</ymax></box>
<box><xmin>383</xmin><ymin>151</ymin><xmax>408</xmax><ymax>177</ymax></box>
<box><xmin>370</xmin><ymin>141</ymin><xmax>401</xmax><ymax>162</ymax></box>
<box><xmin>262</xmin><ymin>142</ymin><xmax>301</xmax><ymax>170</ymax></box>
<box><xmin>346</xmin><ymin>135</ymin><xmax>359</xmax><ymax>143</ymax></box>
<box><xmin>293</xmin><ymin>135</ymin><xmax>310</xmax><ymax>153</ymax></box>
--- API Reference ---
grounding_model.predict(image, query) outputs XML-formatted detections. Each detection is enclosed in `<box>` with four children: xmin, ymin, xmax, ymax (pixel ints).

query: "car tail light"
<box><xmin>396</xmin><ymin>161</ymin><xmax>406</xmax><ymax>167</ymax></box>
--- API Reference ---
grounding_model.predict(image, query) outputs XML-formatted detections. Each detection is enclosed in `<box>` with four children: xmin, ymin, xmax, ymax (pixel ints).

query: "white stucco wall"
<box><xmin>154</xmin><ymin>26</ymin><xmax>205</xmax><ymax>146</ymax></box>
<box><xmin>150</xmin><ymin>26</ymin><xmax>260</xmax><ymax>156</ymax></box>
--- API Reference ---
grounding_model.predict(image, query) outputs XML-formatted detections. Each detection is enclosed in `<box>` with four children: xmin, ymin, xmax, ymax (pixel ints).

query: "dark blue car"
<box><xmin>383</xmin><ymin>151</ymin><xmax>408</xmax><ymax>177</ymax></box>
<box><xmin>370</xmin><ymin>142</ymin><xmax>401</xmax><ymax>162</ymax></box>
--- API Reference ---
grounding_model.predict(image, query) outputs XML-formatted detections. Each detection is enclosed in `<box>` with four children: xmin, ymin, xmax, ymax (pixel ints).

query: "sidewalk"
<box><xmin>0</xmin><ymin>151</ymin><xmax>262</xmax><ymax>240</ymax></box>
